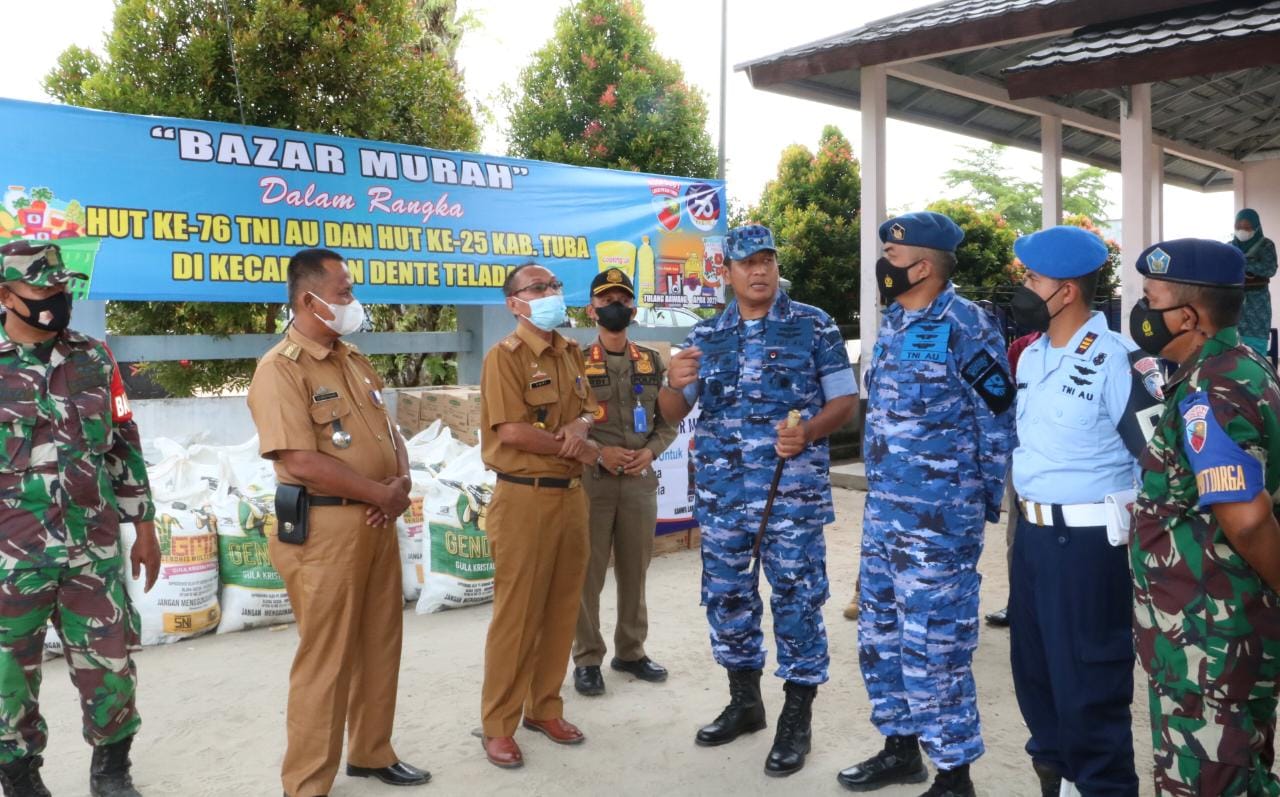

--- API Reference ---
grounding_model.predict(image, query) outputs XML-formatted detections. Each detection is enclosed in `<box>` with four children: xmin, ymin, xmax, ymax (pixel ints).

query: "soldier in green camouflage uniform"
<box><xmin>1130</xmin><ymin>239</ymin><xmax>1280</xmax><ymax>796</ymax></box>
<box><xmin>0</xmin><ymin>241</ymin><xmax>160</xmax><ymax>797</ymax></box>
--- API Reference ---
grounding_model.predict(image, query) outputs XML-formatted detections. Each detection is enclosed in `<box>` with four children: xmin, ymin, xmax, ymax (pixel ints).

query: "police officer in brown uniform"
<box><xmin>572</xmin><ymin>268</ymin><xmax>677</xmax><ymax>696</ymax></box>
<box><xmin>479</xmin><ymin>262</ymin><xmax>600</xmax><ymax>769</ymax></box>
<box><xmin>246</xmin><ymin>248</ymin><xmax>429</xmax><ymax>797</ymax></box>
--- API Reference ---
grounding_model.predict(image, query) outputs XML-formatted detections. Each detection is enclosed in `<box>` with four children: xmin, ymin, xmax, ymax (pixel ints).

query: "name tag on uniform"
<box><xmin>530</xmin><ymin>378</ymin><xmax>551</xmax><ymax>389</ymax></box>
<box><xmin>899</xmin><ymin>321</ymin><xmax>951</xmax><ymax>363</ymax></box>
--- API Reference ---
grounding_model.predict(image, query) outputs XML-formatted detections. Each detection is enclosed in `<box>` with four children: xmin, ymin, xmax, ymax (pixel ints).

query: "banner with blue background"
<box><xmin>0</xmin><ymin>99</ymin><xmax>727</xmax><ymax>306</ymax></box>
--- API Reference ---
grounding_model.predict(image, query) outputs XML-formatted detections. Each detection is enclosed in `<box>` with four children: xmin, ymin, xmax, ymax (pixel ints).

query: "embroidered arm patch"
<box><xmin>1116</xmin><ymin>351</ymin><xmax>1165</xmax><ymax>459</ymax></box>
<box><xmin>1179</xmin><ymin>391</ymin><xmax>1263</xmax><ymax>509</ymax></box>
<box><xmin>960</xmin><ymin>350</ymin><xmax>1014</xmax><ymax>414</ymax></box>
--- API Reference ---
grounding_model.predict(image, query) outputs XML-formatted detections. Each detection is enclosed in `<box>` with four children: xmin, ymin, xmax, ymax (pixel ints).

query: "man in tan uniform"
<box><xmin>247</xmin><ymin>248</ymin><xmax>428</xmax><ymax>797</ymax></box>
<box><xmin>479</xmin><ymin>262</ymin><xmax>601</xmax><ymax>769</ymax></box>
<box><xmin>573</xmin><ymin>268</ymin><xmax>677</xmax><ymax>696</ymax></box>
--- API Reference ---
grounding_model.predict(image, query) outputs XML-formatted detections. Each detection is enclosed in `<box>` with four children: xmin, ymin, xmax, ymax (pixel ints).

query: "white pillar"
<box><xmin>1041</xmin><ymin>116</ymin><xmax>1062</xmax><ymax>229</ymax></box>
<box><xmin>1120</xmin><ymin>84</ymin><xmax>1154</xmax><ymax>322</ymax></box>
<box><xmin>859</xmin><ymin>65</ymin><xmax>887</xmax><ymax>377</ymax></box>
<box><xmin>1234</xmin><ymin>169</ymin><xmax>1247</xmax><ymax>212</ymax></box>
<box><xmin>1150</xmin><ymin>144</ymin><xmax>1164</xmax><ymax>242</ymax></box>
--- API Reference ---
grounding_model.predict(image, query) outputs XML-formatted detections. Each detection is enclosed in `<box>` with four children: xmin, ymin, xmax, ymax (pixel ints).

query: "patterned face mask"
<box><xmin>1129</xmin><ymin>298</ymin><xmax>1194</xmax><ymax>356</ymax></box>
<box><xmin>9</xmin><ymin>290</ymin><xmax>72</xmax><ymax>332</ymax></box>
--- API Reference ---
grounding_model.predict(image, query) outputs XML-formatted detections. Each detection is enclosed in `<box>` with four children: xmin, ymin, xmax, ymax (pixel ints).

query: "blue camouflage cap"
<box><xmin>725</xmin><ymin>224</ymin><xmax>777</xmax><ymax>261</ymax></box>
<box><xmin>1014</xmin><ymin>225</ymin><xmax>1109</xmax><ymax>279</ymax></box>
<box><xmin>878</xmin><ymin>211</ymin><xmax>964</xmax><ymax>251</ymax></box>
<box><xmin>1136</xmin><ymin>238</ymin><xmax>1244</xmax><ymax>287</ymax></box>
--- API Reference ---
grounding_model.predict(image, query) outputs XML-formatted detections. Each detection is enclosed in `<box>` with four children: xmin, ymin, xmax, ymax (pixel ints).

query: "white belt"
<box><xmin>1018</xmin><ymin>498</ymin><xmax>1108</xmax><ymax>528</ymax></box>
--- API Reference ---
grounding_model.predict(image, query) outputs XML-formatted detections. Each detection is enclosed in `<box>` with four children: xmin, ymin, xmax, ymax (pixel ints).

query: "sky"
<box><xmin>8</xmin><ymin>0</ymin><xmax>1235</xmax><ymax>241</ymax></box>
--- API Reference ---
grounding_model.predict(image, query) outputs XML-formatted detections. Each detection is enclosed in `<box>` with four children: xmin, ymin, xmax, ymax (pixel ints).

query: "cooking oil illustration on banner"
<box><xmin>637</xmin><ymin>235</ymin><xmax>655</xmax><ymax>307</ymax></box>
<box><xmin>594</xmin><ymin>240</ymin><xmax>636</xmax><ymax>282</ymax></box>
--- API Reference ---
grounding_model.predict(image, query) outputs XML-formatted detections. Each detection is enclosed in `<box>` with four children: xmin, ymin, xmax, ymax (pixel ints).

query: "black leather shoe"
<box><xmin>346</xmin><ymin>761</ymin><xmax>431</xmax><ymax>786</ymax></box>
<box><xmin>575</xmin><ymin>665</ymin><xmax>606</xmax><ymax>696</ymax></box>
<box><xmin>610</xmin><ymin>656</ymin><xmax>668</xmax><ymax>682</ymax></box>
<box><xmin>0</xmin><ymin>755</ymin><xmax>51</xmax><ymax>797</ymax></box>
<box><xmin>1032</xmin><ymin>760</ymin><xmax>1062</xmax><ymax>797</ymax></box>
<box><xmin>984</xmin><ymin>607</ymin><xmax>1010</xmax><ymax>628</ymax></box>
<box><xmin>695</xmin><ymin>669</ymin><xmax>766</xmax><ymax>746</ymax></box>
<box><xmin>837</xmin><ymin>734</ymin><xmax>929</xmax><ymax>791</ymax></box>
<box><xmin>920</xmin><ymin>763</ymin><xmax>975</xmax><ymax>796</ymax></box>
<box><xmin>90</xmin><ymin>736</ymin><xmax>140</xmax><ymax>797</ymax></box>
<box><xmin>764</xmin><ymin>681</ymin><xmax>816</xmax><ymax>777</ymax></box>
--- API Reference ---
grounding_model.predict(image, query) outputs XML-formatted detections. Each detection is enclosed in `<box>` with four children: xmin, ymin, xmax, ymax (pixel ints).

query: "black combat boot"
<box><xmin>1033</xmin><ymin>759</ymin><xmax>1063</xmax><ymax>797</ymax></box>
<box><xmin>920</xmin><ymin>764</ymin><xmax>975</xmax><ymax>797</ymax></box>
<box><xmin>695</xmin><ymin>668</ymin><xmax>766</xmax><ymax>746</ymax></box>
<box><xmin>0</xmin><ymin>756</ymin><xmax>51</xmax><ymax>797</ymax></box>
<box><xmin>764</xmin><ymin>681</ymin><xmax>816</xmax><ymax>777</ymax></box>
<box><xmin>90</xmin><ymin>736</ymin><xmax>142</xmax><ymax>797</ymax></box>
<box><xmin>836</xmin><ymin>734</ymin><xmax>929</xmax><ymax>791</ymax></box>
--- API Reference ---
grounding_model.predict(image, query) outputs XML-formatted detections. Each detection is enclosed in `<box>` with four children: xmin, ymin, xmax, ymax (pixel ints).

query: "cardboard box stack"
<box><xmin>397</xmin><ymin>386</ymin><xmax>482</xmax><ymax>446</ymax></box>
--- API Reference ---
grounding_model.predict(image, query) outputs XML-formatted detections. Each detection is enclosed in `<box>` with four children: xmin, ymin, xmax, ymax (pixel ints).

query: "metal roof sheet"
<box><xmin>1008</xmin><ymin>1</ymin><xmax>1280</xmax><ymax>73</ymax></box>
<box><xmin>737</xmin><ymin>0</ymin><xmax>1065</xmax><ymax>71</ymax></box>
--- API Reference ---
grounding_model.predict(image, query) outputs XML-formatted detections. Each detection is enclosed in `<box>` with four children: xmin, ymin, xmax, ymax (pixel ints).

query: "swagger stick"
<box><xmin>751</xmin><ymin>409</ymin><xmax>802</xmax><ymax>575</ymax></box>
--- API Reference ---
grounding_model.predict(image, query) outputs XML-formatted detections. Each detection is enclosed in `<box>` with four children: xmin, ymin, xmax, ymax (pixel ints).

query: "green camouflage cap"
<box><xmin>0</xmin><ymin>240</ymin><xmax>87</xmax><ymax>287</ymax></box>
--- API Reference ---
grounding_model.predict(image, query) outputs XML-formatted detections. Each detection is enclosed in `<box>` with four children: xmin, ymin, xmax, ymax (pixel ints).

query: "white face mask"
<box><xmin>1236</xmin><ymin>229</ymin><xmax>1254</xmax><ymax>242</ymax></box>
<box><xmin>309</xmin><ymin>292</ymin><xmax>365</xmax><ymax>336</ymax></box>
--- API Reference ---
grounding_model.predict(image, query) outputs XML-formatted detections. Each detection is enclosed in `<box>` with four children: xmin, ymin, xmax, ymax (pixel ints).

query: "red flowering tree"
<box><xmin>1062</xmin><ymin>213</ymin><xmax>1121</xmax><ymax>299</ymax></box>
<box><xmin>505</xmin><ymin>0</ymin><xmax>716</xmax><ymax>178</ymax></box>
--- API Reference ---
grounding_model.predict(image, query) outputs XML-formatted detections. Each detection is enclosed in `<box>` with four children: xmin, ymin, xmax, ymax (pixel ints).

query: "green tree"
<box><xmin>926</xmin><ymin>199</ymin><xmax>1017</xmax><ymax>295</ymax></box>
<box><xmin>749</xmin><ymin>126</ymin><xmax>861</xmax><ymax>324</ymax></box>
<box><xmin>506</xmin><ymin>0</ymin><xmax>716</xmax><ymax>178</ymax></box>
<box><xmin>943</xmin><ymin>144</ymin><xmax>1110</xmax><ymax>234</ymax></box>
<box><xmin>44</xmin><ymin>0</ymin><xmax>478</xmax><ymax>395</ymax></box>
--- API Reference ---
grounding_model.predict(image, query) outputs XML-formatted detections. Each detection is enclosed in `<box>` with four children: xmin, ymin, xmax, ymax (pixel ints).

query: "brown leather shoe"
<box><xmin>481</xmin><ymin>736</ymin><xmax>524</xmax><ymax>769</ymax></box>
<box><xmin>522</xmin><ymin>716</ymin><xmax>585</xmax><ymax>745</ymax></box>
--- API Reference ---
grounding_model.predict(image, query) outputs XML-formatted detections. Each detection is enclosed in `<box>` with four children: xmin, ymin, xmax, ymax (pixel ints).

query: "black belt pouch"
<box><xmin>275</xmin><ymin>483</ymin><xmax>309</xmax><ymax>545</ymax></box>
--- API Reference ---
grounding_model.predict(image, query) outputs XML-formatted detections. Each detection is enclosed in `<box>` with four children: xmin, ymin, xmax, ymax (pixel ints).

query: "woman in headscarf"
<box><xmin>1232</xmin><ymin>208</ymin><xmax>1278</xmax><ymax>357</ymax></box>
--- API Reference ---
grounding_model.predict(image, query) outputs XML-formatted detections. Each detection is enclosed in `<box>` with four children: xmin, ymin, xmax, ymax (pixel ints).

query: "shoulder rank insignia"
<box><xmin>281</xmin><ymin>342</ymin><xmax>301</xmax><ymax>361</ymax></box>
<box><xmin>499</xmin><ymin>334</ymin><xmax>522</xmax><ymax>352</ymax></box>
<box><xmin>1074</xmin><ymin>332</ymin><xmax>1098</xmax><ymax>356</ymax></box>
<box><xmin>634</xmin><ymin>344</ymin><xmax>655</xmax><ymax>374</ymax></box>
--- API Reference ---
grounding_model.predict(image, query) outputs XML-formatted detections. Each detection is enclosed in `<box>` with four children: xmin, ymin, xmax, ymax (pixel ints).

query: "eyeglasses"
<box><xmin>514</xmin><ymin>279</ymin><xmax>564</xmax><ymax>296</ymax></box>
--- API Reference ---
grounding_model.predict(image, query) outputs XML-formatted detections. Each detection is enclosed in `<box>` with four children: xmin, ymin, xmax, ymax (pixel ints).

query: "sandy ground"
<box><xmin>38</xmin><ymin>488</ymin><xmax>1154</xmax><ymax>797</ymax></box>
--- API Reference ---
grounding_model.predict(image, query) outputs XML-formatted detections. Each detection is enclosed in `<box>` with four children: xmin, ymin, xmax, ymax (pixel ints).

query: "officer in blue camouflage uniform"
<box><xmin>838</xmin><ymin>212</ymin><xmax>1014</xmax><ymax>797</ymax></box>
<box><xmin>658</xmin><ymin>224</ymin><xmax>856</xmax><ymax>777</ymax></box>
<box><xmin>1007</xmin><ymin>226</ymin><xmax>1161</xmax><ymax>797</ymax></box>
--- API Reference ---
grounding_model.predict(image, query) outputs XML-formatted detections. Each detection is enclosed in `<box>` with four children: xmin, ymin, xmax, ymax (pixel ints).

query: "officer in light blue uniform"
<box><xmin>839</xmin><ymin>211</ymin><xmax>1014</xmax><ymax>797</ymax></box>
<box><xmin>1007</xmin><ymin>226</ymin><xmax>1160</xmax><ymax>797</ymax></box>
<box><xmin>657</xmin><ymin>224</ymin><xmax>857</xmax><ymax>777</ymax></box>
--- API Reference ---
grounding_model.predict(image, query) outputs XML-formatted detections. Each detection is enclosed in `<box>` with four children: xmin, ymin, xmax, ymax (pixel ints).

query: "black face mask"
<box><xmin>9</xmin><ymin>291</ymin><xmax>72</xmax><ymax>332</ymax></box>
<box><xmin>594</xmin><ymin>301</ymin><xmax>634</xmax><ymax>332</ymax></box>
<box><xmin>1129</xmin><ymin>298</ymin><xmax>1195</xmax><ymax>356</ymax></box>
<box><xmin>876</xmin><ymin>257</ymin><xmax>922</xmax><ymax>305</ymax></box>
<box><xmin>1009</xmin><ymin>283</ymin><xmax>1066</xmax><ymax>333</ymax></box>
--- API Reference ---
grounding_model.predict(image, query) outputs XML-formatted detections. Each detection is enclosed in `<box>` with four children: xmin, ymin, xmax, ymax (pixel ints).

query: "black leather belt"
<box><xmin>495</xmin><ymin>472</ymin><xmax>580</xmax><ymax>489</ymax></box>
<box><xmin>309</xmin><ymin>495</ymin><xmax>355</xmax><ymax>506</ymax></box>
